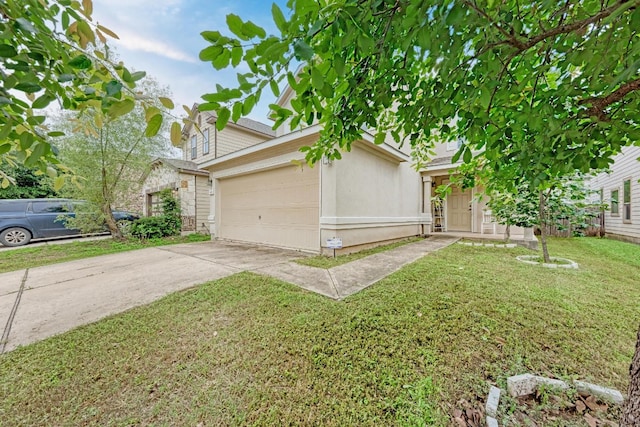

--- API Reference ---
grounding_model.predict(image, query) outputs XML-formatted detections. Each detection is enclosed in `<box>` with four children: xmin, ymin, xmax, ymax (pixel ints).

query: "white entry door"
<box><xmin>447</xmin><ymin>185</ymin><xmax>471</xmax><ymax>231</ymax></box>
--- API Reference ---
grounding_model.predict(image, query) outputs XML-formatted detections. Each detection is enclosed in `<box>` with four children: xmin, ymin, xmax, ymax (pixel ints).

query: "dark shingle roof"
<box><xmin>204</xmin><ymin>111</ymin><xmax>275</xmax><ymax>137</ymax></box>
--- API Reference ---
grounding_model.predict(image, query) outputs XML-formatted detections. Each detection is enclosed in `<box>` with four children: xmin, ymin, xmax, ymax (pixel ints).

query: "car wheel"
<box><xmin>0</xmin><ymin>227</ymin><xmax>32</xmax><ymax>247</ymax></box>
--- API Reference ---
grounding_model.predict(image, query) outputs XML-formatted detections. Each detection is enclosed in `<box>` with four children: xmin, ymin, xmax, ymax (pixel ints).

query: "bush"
<box><xmin>130</xmin><ymin>189</ymin><xmax>182</xmax><ymax>239</ymax></box>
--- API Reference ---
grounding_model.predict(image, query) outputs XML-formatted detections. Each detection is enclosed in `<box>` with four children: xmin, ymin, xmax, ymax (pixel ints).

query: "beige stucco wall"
<box><xmin>320</xmin><ymin>142</ymin><xmax>423</xmax><ymax>249</ymax></box>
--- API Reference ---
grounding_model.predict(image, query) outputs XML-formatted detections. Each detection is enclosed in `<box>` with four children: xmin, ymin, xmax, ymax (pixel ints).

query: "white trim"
<box><xmin>321</xmin><ymin>216</ymin><xmax>428</xmax><ymax>227</ymax></box>
<box><xmin>209</xmin><ymin>152</ymin><xmax>308</xmax><ymax>179</ymax></box>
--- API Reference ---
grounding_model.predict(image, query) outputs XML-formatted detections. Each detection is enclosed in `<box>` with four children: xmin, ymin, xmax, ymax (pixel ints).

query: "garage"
<box><xmin>218</xmin><ymin>165</ymin><xmax>320</xmax><ymax>251</ymax></box>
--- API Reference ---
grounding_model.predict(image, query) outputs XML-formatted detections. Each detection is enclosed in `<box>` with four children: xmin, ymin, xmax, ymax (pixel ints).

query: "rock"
<box><xmin>574</xmin><ymin>380</ymin><xmax>624</xmax><ymax>405</ymax></box>
<box><xmin>486</xmin><ymin>386</ymin><xmax>501</xmax><ymax>417</ymax></box>
<box><xmin>508</xmin><ymin>373</ymin><xmax>538</xmax><ymax>397</ymax></box>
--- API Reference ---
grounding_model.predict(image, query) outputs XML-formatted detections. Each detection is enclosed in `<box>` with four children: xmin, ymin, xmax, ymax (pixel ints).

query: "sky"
<box><xmin>92</xmin><ymin>0</ymin><xmax>288</xmax><ymax>123</ymax></box>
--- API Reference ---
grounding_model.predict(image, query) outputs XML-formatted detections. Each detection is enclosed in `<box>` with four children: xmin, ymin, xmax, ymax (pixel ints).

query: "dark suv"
<box><xmin>0</xmin><ymin>199</ymin><xmax>139</xmax><ymax>247</ymax></box>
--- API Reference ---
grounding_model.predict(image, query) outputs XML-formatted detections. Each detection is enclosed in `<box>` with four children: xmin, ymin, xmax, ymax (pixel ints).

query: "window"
<box><xmin>203</xmin><ymin>129</ymin><xmax>209</xmax><ymax>155</ymax></box>
<box><xmin>190</xmin><ymin>135</ymin><xmax>197</xmax><ymax>159</ymax></box>
<box><xmin>623</xmin><ymin>179</ymin><xmax>631</xmax><ymax>222</ymax></box>
<box><xmin>32</xmin><ymin>201</ymin><xmax>69</xmax><ymax>213</ymax></box>
<box><xmin>611</xmin><ymin>189</ymin><xmax>619</xmax><ymax>216</ymax></box>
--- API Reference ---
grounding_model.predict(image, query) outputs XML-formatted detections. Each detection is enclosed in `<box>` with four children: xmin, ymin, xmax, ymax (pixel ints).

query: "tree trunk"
<box><xmin>621</xmin><ymin>322</ymin><xmax>640</xmax><ymax>426</ymax></box>
<box><xmin>102</xmin><ymin>202</ymin><xmax>123</xmax><ymax>240</ymax></box>
<box><xmin>504</xmin><ymin>224</ymin><xmax>511</xmax><ymax>242</ymax></box>
<box><xmin>539</xmin><ymin>191</ymin><xmax>551</xmax><ymax>263</ymax></box>
<box><xmin>101</xmin><ymin>165</ymin><xmax>123</xmax><ymax>241</ymax></box>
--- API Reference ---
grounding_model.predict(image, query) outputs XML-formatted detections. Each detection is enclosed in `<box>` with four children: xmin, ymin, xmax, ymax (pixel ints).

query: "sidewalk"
<box><xmin>257</xmin><ymin>234</ymin><xmax>459</xmax><ymax>299</ymax></box>
<box><xmin>0</xmin><ymin>236</ymin><xmax>458</xmax><ymax>353</ymax></box>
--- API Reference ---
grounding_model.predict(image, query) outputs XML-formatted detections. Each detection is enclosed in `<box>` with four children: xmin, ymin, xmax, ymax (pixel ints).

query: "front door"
<box><xmin>447</xmin><ymin>185</ymin><xmax>472</xmax><ymax>231</ymax></box>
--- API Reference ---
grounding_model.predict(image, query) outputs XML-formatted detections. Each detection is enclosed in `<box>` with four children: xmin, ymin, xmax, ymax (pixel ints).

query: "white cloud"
<box><xmin>111</xmin><ymin>28</ymin><xmax>199</xmax><ymax>63</ymax></box>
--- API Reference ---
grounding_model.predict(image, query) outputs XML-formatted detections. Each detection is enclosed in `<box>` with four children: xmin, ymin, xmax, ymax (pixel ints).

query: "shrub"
<box><xmin>130</xmin><ymin>189</ymin><xmax>182</xmax><ymax>239</ymax></box>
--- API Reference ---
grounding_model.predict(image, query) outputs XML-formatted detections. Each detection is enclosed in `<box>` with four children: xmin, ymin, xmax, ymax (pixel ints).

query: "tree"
<box><xmin>198</xmin><ymin>0</ymin><xmax>640</xmax><ymax>423</ymax></box>
<box><xmin>55</xmin><ymin>77</ymin><xmax>173</xmax><ymax>240</ymax></box>
<box><xmin>0</xmin><ymin>0</ymin><xmax>180</xmax><ymax>187</ymax></box>
<box><xmin>0</xmin><ymin>163</ymin><xmax>57</xmax><ymax>199</ymax></box>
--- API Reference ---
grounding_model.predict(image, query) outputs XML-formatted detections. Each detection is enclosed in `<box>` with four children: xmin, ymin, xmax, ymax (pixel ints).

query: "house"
<box><xmin>142</xmin><ymin>158</ymin><xmax>210</xmax><ymax>233</ymax></box>
<box><xmin>170</xmin><ymin>86</ymin><xmax>539</xmax><ymax>253</ymax></box>
<box><xmin>141</xmin><ymin>106</ymin><xmax>275</xmax><ymax>233</ymax></box>
<box><xmin>189</xmin><ymin>84</ymin><xmax>428</xmax><ymax>254</ymax></box>
<box><xmin>589</xmin><ymin>145</ymin><xmax>640</xmax><ymax>244</ymax></box>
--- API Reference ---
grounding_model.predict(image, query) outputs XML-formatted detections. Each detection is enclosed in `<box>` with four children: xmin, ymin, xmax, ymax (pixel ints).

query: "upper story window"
<box><xmin>190</xmin><ymin>135</ymin><xmax>197</xmax><ymax>159</ymax></box>
<box><xmin>611</xmin><ymin>189</ymin><xmax>619</xmax><ymax>216</ymax></box>
<box><xmin>203</xmin><ymin>129</ymin><xmax>210</xmax><ymax>155</ymax></box>
<box><xmin>623</xmin><ymin>178</ymin><xmax>631</xmax><ymax>222</ymax></box>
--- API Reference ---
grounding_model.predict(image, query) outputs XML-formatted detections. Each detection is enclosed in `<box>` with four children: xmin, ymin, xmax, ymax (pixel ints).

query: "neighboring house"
<box><xmin>141</xmin><ymin>106</ymin><xmax>275</xmax><ymax>233</ymax></box>
<box><xmin>589</xmin><ymin>145</ymin><xmax>640</xmax><ymax>244</ymax></box>
<box><xmin>197</xmin><ymin>85</ymin><xmax>428</xmax><ymax>253</ymax></box>
<box><xmin>142</xmin><ymin>158</ymin><xmax>210</xmax><ymax>233</ymax></box>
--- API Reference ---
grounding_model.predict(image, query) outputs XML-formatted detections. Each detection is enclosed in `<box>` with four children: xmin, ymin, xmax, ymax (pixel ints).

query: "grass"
<box><xmin>1</xmin><ymin>237</ymin><xmax>638</xmax><ymax>426</ymax></box>
<box><xmin>296</xmin><ymin>237</ymin><xmax>423</xmax><ymax>268</ymax></box>
<box><xmin>0</xmin><ymin>233</ymin><xmax>210</xmax><ymax>273</ymax></box>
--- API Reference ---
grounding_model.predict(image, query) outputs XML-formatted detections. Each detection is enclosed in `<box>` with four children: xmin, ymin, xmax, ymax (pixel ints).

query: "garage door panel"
<box><xmin>219</xmin><ymin>166</ymin><xmax>319</xmax><ymax>251</ymax></box>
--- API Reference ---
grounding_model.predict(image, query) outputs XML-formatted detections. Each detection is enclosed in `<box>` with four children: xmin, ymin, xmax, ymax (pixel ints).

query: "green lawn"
<box><xmin>1</xmin><ymin>237</ymin><xmax>638</xmax><ymax>426</ymax></box>
<box><xmin>0</xmin><ymin>233</ymin><xmax>210</xmax><ymax>274</ymax></box>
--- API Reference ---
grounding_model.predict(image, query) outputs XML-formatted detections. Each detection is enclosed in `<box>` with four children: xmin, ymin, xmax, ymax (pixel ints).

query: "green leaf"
<box><xmin>145</xmin><ymin>106</ymin><xmax>162</xmax><ymax>122</ymax></box>
<box><xmin>159</xmin><ymin>97</ymin><xmax>174</xmax><ymax>109</ymax></box>
<box><xmin>311</xmin><ymin>67</ymin><xmax>324</xmax><ymax>90</ymax></box>
<box><xmin>227</xmin><ymin>14</ymin><xmax>247</xmax><ymax>40</ymax></box>
<box><xmin>463</xmin><ymin>146</ymin><xmax>472</xmax><ymax>163</ymax></box>
<box><xmin>216</xmin><ymin>107</ymin><xmax>231</xmax><ymax>131</ymax></box>
<box><xmin>130</xmin><ymin>71</ymin><xmax>146</xmax><ymax>82</ymax></box>
<box><xmin>0</xmin><ymin>44</ymin><xmax>17</xmax><ymax>57</ymax></box>
<box><xmin>212</xmin><ymin>49</ymin><xmax>231</xmax><ymax>70</ymax></box>
<box><xmin>0</xmin><ymin>143</ymin><xmax>11</xmax><ymax>155</ymax></box>
<box><xmin>272</xmin><ymin>3</ymin><xmax>287</xmax><ymax>32</ymax></box>
<box><xmin>15</xmin><ymin>82</ymin><xmax>41</xmax><ymax>93</ymax></box>
<box><xmin>108</xmin><ymin>98</ymin><xmax>135</xmax><ymax>118</ymax></box>
<box><xmin>200</xmin><ymin>45</ymin><xmax>223</xmax><ymax>62</ymax></box>
<box><xmin>105</xmin><ymin>80</ymin><xmax>123</xmax><ymax>97</ymax></box>
<box><xmin>293</xmin><ymin>40</ymin><xmax>314</xmax><ymax>60</ymax></box>
<box><xmin>231</xmin><ymin>46</ymin><xmax>243</xmax><ymax>67</ymax></box>
<box><xmin>68</xmin><ymin>54</ymin><xmax>92</xmax><ymax>69</ymax></box>
<box><xmin>270</xmin><ymin>79</ymin><xmax>280</xmax><ymax>97</ymax></box>
<box><xmin>170</xmin><ymin>121</ymin><xmax>182</xmax><ymax>146</ymax></box>
<box><xmin>201</xmin><ymin>31</ymin><xmax>223</xmax><ymax>43</ymax></box>
<box><xmin>25</xmin><ymin>142</ymin><xmax>46</xmax><ymax>167</ymax></box>
<box><xmin>32</xmin><ymin>94</ymin><xmax>53</xmax><ymax>109</ymax></box>
<box><xmin>243</xmin><ymin>95</ymin><xmax>256</xmax><ymax>115</ymax></box>
<box><xmin>244</xmin><ymin>21</ymin><xmax>266</xmax><ymax>39</ymax></box>
<box><xmin>232</xmin><ymin>101</ymin><xmax>242</xmax><ymax>122</ymax></box>
<box><xmin>54</xmin><ymin>175</ymin><xmax>65</xmax><ymax>192</ymax></box>
<box><xmin>144</xmin><ymin>113</ymin><xmax>163</xmax><ymax>137</ymax></box>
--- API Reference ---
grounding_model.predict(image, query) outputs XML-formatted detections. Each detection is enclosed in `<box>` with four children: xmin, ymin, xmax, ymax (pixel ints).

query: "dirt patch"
<box><xmin>502</xmin><ymin>388</ymin><xmax>621</xmax><ymax>426</ymax></box>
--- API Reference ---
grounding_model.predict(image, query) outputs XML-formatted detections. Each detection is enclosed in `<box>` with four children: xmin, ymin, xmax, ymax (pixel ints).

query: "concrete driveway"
<box><xmin>0</xmin><ymin>241</ymin><xmax>305</xmax><ymax>353</ymax></box>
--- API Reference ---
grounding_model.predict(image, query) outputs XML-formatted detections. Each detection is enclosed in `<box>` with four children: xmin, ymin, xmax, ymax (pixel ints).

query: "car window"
<box><xmin>0</xmin><ymin>202</ymin><xmax>28</xmax><ymax>213</ymax></box>
<box><xmin>31</xmin><ymin>201</ymin><xmax>70</xmax><ymax>214</ymax></box>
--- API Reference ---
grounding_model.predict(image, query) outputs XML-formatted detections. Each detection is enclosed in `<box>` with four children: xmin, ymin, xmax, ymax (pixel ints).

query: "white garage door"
<box><xmin>219</xmin><ymin>165</ymin><xmax>319</xmax><ymax>251</ymax></box>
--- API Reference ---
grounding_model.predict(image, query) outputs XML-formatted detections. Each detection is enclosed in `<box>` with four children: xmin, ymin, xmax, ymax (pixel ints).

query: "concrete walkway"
<box><xmin>0</xmin><ymin>236</ymin><xmax>458</xmax><ymax>353</ymax></box>
<box><xmin>257</xmin><ymin>235</ymin><xmax>459</xmax><ymax>299</ymax></box>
